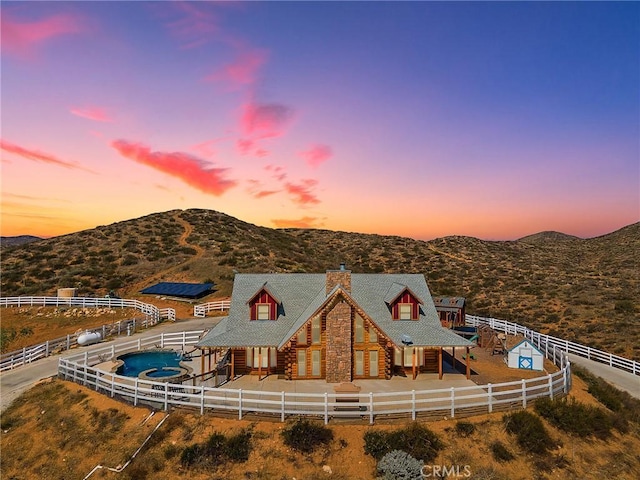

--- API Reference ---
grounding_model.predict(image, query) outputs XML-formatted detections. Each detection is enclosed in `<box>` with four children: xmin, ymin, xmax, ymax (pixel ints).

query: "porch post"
<box><xmin>200</xmin><ymin>348</ymin><xmax>205</xmax><ymax>374</ymax></box>
<box><xmin>438</xmin><ymin>347</ymin><xmax>443</xmax><ymax>379</ymax></box>
<box><xmin>258</xmin><ymin>349</ymin><xmax>263</xmax><ymax>380</ymax></box>
<box><xmin>231</xmin><ymin>349</ymin><xmax>235</xmax><ymax>379</ymax></box>
<box><xmin>466</xmin><ymin>346</ymin><xmax>470</xmax><ymax>379</ymax></box>
<box><xmin>412</xmin><ymin>347</ymin><xmax>417</xmax><ymax>380</ymax></box>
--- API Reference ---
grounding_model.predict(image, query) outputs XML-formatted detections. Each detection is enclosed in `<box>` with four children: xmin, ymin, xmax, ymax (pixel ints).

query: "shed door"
<box><xmin>518</xmin><ymin>348</ymin><xmax>533</xmax><ymax>369</ymax></box>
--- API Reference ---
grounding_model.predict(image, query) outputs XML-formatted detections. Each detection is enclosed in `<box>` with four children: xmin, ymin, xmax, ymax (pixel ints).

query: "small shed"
<box><xmin>433</xmin><ymin>296</ymin><xmax>466</xmax><ymax>328</ymax></box>
<box><xmin>506</xmin><ymin>339</ymin><xmax>544</xmax><ymax>371</ymax></box>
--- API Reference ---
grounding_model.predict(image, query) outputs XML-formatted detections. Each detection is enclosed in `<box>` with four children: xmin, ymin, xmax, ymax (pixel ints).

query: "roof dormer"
<box><xmin>385</xmin><ymin>283</ymin><xmax>423</xmax><ymax>320</ymax></box>
<box><xmin>247</xmin><ymin>282</ymin><xmax>280</xmax><ymax>321</ymax></box>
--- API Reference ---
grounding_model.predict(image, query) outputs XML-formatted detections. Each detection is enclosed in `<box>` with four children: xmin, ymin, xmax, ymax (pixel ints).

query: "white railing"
<box><xmin>0</xmin><ymin>296</ymin><xmax>175</xmax><ymax>321</ymax></box>
<box><xmin>466</xmin><ymin>315</ymin><xmax>639</xmax><ymax>376</ymax></box>
<box><xmin>194</xmin><ymin>300</ymin><xmax>230</xmax><ymax>317</ymax></box>
<box><xmin>0</xmin><ymin>297</ymin><xmax>176</xmax><ymax>371</ymax></box>
<box><xmin>58</xmin><ymin>319</ymin><xmax>576</xmax><ymax>424</ymax></box>
<box><xmin>159</xmin><ymin>308</ymin><xmax>176</xmax><ymax>322</ymax></box>
<box><xmin>58</xmin><ymin>343</ymin><xmax>568</xmax><ymax>424</ymax></box>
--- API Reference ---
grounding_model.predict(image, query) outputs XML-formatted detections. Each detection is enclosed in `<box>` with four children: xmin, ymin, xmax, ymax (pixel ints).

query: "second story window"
<box><xmin>256</xmin><ymin>304</ymin><xmax>270</xmax><ymax>320</ymax></box>
<box><xmin>398</xmin><ymin>303</ymin><xmax>413</xmax><ymax>320</ymax></box>
<box><xmin>311</xmin><ymin>317</ymin><xmax>321</xmax><ymax>344</ymax></box>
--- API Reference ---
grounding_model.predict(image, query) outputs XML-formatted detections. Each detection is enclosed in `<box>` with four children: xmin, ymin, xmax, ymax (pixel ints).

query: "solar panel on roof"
<box><xmin>140</xmin><ymin>282</ymin><xmax>214</xmax><ymax>298</ymax></box>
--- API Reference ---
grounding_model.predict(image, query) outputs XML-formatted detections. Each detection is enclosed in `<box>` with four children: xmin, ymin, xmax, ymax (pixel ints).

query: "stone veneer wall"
<box><xmin>325</xmin><ymin>300</ymin><xmax>352</xmax><ymax>383</ymax></box>
<box><xmin>326</xmin><ymin>270</ymin><xmax>351</xmax><ymax>294</ymax></box>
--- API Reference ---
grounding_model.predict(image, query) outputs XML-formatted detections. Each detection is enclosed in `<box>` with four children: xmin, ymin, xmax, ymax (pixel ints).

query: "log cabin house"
<box><xmin>197</xmin><ymin>266</ymin><xmax>472</xmax><ymax>382</ymax></box>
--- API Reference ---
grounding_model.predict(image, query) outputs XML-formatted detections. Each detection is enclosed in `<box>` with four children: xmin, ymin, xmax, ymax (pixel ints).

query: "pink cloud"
<box><xmin>70</xmin><ymin>106</ymin><xmax>113</xmax><ymax>123</ymax></box>
<box><xmin>1</xmin><ymin>139</ymin><xmax>87</xmax><ymax>171</ymax></box>
<box><xmin>272</xmin><ymin>216</ymin><xmax>324</xmax><ymax>229</ymax></box>
<box><xmin>265</xmin><ymin>164</ymin><xmax>287</xmax><ymax>181</ymax></box>
<box><xmin>285</xmin><ymin>179</ymin><xmax>320</xmax><ymax>205</ymax></box>
<box><xmin>163</xmin><ymin>2</ymin><xmax>220</xmax><ymax>49</ymax></box>
<box><xmin>255</xmin><ymin>190</ymin><xmax>279</xmax><ymax>199</ymax></box>
<box><xmin>206</xmin><ymin>48</ymin><xmax>269</xmax><ymax>90</ymax></box>
<box><xmin>111</xmin><ymin>140</ymin><xmax>236</xmax><ymax>196</ymax></box>
<box><xmin>1</xmin><ymin>12</ymin><xmax>84</xmax><ymax>58</ymax></box>
<box><xmin>236</xmin><ymin>138</ymin><xmax>256</xmax><ymax>156</ymax></box>
<box><xmin>240</xmin><ymin>101</ymin><xmax>294</xmax><ymax>139</ymax></box>
<box><xmin>246</xmin><ymin>179</ymin><xmax>279</xmax><ymax>199</ymax></box>
<box><xmin>299</xmin><ymin>144</ymin><xmax>333</xmax><ymax>168</ymax></box>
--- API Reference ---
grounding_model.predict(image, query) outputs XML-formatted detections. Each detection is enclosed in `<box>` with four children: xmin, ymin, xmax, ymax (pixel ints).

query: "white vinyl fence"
<box><xmin>58</xmin><ymin>318</ymin><xmax>579</xmax><ymax>424</ymax></box>
<box><xmin>467</xmin><ymin>315</ymin><xmax>639</xmax><ymax>376</ymax></box>
<box><xmin>0</xmin><ymin>297</ymin><xmax>176</xmax><ymax>371</ymax></box>
<box><xmin>193</xmin><ymin>300</ymin><xmax>230</xmax><ymax>317</ymax></box>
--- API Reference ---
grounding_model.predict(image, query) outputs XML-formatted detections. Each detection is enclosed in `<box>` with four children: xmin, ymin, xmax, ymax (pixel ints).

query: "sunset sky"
<box><xmin>1</xmin><ymin>1</ymin><xmax>638</xmax><ymax>241</ymax></box>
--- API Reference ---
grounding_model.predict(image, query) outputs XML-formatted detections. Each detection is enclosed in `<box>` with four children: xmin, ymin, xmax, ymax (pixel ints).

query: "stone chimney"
<box><xmin>326</xmin><ymin>263</ymin><xmax>351</xmax><ymax>294</ymax></box>
<box><xmin>326</xmin><ymin>300</ymin><xmax>352</xmax><ymax>383</ymax></box>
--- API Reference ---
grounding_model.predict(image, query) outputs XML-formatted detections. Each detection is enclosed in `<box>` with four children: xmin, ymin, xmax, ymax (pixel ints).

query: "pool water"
<box><xmin>117</xmin><ymin>350</ymin><xmax>183</xmax><ymax>378</ymax></box>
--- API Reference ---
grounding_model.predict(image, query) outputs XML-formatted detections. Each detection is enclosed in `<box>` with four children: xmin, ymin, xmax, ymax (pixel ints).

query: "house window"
<box><xmin>355</xmin><ymin>315</ymin><xmax>364</xmax><ymax>343</ymax></box>
<box><xmin>355</xmin><ymin>350</ymin><xmax>364</xmax><ymax>376</ymax></box>
<box><xmin>369</xmin><ymin>326</ymin><xmax>378</xmax><ymax>343</ymax></box>
<box><xmin>297</xmin><ymin>350</ymin><xmax>306</xmax><ymax>377</ymax></box>
<box><xmin>312</xmin><ymin>350</ymin><xmax>321</xmax><ymax>376</ymax></box>
<box><xmin>297</xmin><ymin>327</ymin><xmax>306</xmax><ymax>345</ymax></box>
<box><xmin>246</xmin><ymin>347</ymin><xmax>275</xmax><ymax>367</ymax></box>
<box><xmin>398</xmin><ymin>303</ymin><xmax>413</xmax><ymax>320</ymax></box>
<box><xmin>256</xmin><ymin>303</ymin><xmax>270</xmax><ymax>320</ymax></box>
<box><xmin>369</xmin><ymin>349</ymin><xmax>379</xmax><ymax>377</ymax></box>
<box><xmin>311</xmin><ymin>317</ymin><xmax>321</xmax><ymax>344</ymax></box>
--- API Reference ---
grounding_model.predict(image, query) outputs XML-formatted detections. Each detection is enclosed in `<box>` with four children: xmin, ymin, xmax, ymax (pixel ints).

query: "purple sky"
<box><xmin>1</xmin><ymin>1</ymin><xmax>638</xmax><ymax>240</ymax></box>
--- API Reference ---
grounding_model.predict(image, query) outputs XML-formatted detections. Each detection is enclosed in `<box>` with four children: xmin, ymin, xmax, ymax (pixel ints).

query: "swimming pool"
<box><xmin>116</xmin><ymin>350</ymin><xmax>191</xmax><ymax>380</ymax></box>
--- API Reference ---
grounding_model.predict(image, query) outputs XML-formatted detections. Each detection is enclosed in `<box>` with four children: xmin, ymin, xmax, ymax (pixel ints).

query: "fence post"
<box><xmin>164</xmin><ymin>383</ymin><xmax>169</xmax><ymax>411</ymax></box>
<box><xmin>548</xmin><ymin>374</ymin><xmax>554</xmax><ymax>400</ymax></box>
<box><xmin>45</xmin><ymin>341</ymin><xmax>50</xmax><ymax>357</ymax></box>
<box><xmin>281</xmin><ymin>391</ymin><xmax>285</xmax><ymax>422</ymax></box>
<box><xmin>137</xmin><ymin>339</ymin><xmax>141</xmax><ymax>351</ymax></box>
<box><xmin>411</xmin><ymin>390</ymin><xmax>416</xmax><ymax>421</ymax></box>
<box><xmin>84</xmin><ymin>351</ymin><xmax>89</xmax><ymax>365</ymax></box>
<box><xmin>111</xmin><ymin>345</ymin><xmax>115</xmax><ymax>360</ymax></box>
<box><xmin>521</xmin><ymin>380</ymin><xmax>527</xmax><ymax>408</ymax></box>
<box><xmin>238</xmin><ymin>389</ymin><xmax>243</xmax><ymax>420</ymax></box>
<box><xmin>488</xmin><ymin>384</ymin><xmax>493</xmax><ymax>413</ymax></box>
<box><xmin>134</xmin><ymin>378</ymin><xmax>139</xmax><ymax>406</ymax></box>
<box><xmin>111</xmin><ymin>375</ymin><xmax>115</xmax><ymax>398</ymax></box>
<box><xmin>369</xmin><ymin>392</ymin><xmax>374</xmax><ymax>425</ymax></box>
<box><xmin>67</xmin><ymin>335</ymin><xmax>71</xmax><ymax>351</ymax></box>
<box><xmin>200</xmin><ymin>387</ymin><xmax>205</xmax><ymax>415</ymax></box>
<box><xmin>324</xmin><ymin>393</ymin><xmax>328</xmax><ymax>425</ymax></box>
<box><xmin>450</xmin><ymin>387</ymin><xmax>455</xmax><ymax>418</ymax></box>
<box><xmin>22</xmin><ymin>347</ymin><xmax>26</xmax><ymax>366</ymax></box>
<box><xmin>161</xmin><ymin>333</ymin><xmax>165</xmax><ymax>348</ymax></box>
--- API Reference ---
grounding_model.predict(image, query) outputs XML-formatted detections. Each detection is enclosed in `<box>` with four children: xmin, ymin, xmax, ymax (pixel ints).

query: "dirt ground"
<box><xmin>2</xmin><ymin>372</ymin><xmax>638</xmax><ymax>480</ymax></box>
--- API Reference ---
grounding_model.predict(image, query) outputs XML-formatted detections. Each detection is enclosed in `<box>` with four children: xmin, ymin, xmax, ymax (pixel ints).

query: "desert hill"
<box><xmin>1</xmin><ymin>209</ymin><xmax>638</xmax><ymax>358</ymax></box>
<box><xmin>0</xmin><ymin>235</ymin><xmax>43</xmax><ymax>248</ymax></box>
<box><xmin>517</xmin><ymin>231</ymin><xmax>580</xmax><ymax>244</ymax></box>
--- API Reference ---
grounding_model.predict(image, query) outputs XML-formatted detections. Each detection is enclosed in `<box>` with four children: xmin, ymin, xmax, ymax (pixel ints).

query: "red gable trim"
<box><xmin>246</xmin><ymin>282</ymin><xmax>281</xmax><ymax>305</ymax></box>
<box><xmin>387</xmin><ymin>286</ymin><xmax>424</xmax><ymax>306</ymax></box>
<box><xmin>248</xmin><ymin>284</ymin><xmax>280</xmax><ymax>320</ymax></box>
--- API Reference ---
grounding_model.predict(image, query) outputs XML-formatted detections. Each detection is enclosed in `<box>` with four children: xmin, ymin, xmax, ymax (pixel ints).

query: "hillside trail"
<box><xmin>125</xmin><ymin>212</ymin><xmax>205</xmax><ymax>295</ymax></box>
<box><xmin>426</xmin><ymin>244</ymin><xmax>473</xmax><ymax>263</ymax></box>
